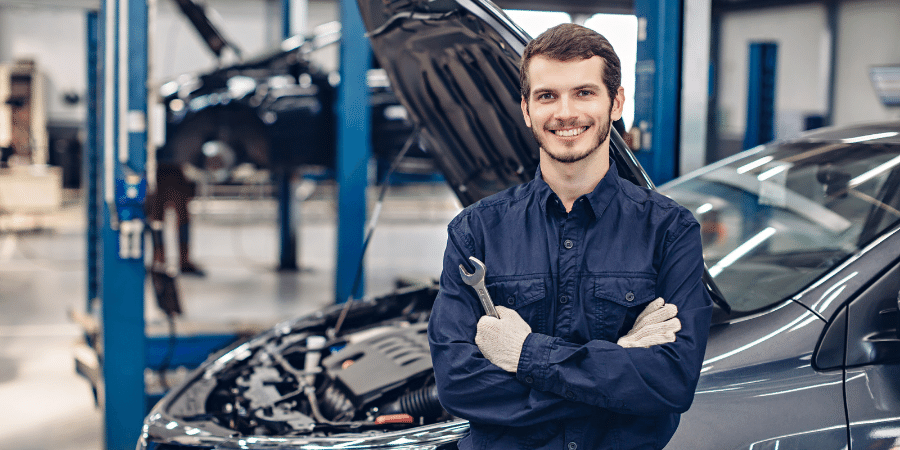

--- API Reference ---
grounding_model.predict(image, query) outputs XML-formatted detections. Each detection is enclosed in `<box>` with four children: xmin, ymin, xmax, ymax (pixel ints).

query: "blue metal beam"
<box><xmin>824</xmin><ymin>0</ymin><xmax>838</xmax><ymax>127</ymax></box>
<box><xmin>632</xmin><ymin>0</ymin><xmax>682</xmax><ymax>184</ymax></box>
<box><xmin>277</xmin><ymin>0</ymin><xmax>299</xmax><ymax>271</ymax></box>
<box><xmin>335</xmin><ymin>0</ymin><xmax>371</xmax><ymax>303</ymax></box>
<box><xmin>277</xmin><ymin>168</ymin><xmax>298</xmax><ymax>271</ymax></box>
<box><xmin>86</xmin><ymin>11</ymin><xmax>100</xmax><ymax>309</ymax></box>
<box><xmin>99</xmin><ymin>0</ymin><xmax>147</xmax><ymax>447</ymax></box>
<box><xmin>282</xmin><ymin>0</ymin><xmax>291</xmax><ymax>40</ymax></box>
<box><xmin>743</xmin><ymin>42</ymin><xmax>777</xmax><ymax>149</ymax></box>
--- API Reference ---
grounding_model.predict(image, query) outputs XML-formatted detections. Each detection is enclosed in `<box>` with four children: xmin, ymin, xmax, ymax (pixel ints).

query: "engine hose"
<box><xmin>379</xmin><ymin>385</ymin><xmax>443</xmax><ymax>418</ymax></box>
<box><xmin>319</xmin><ymin>383</ymin><xmax>355</xmax><ymax>421</ymax></box>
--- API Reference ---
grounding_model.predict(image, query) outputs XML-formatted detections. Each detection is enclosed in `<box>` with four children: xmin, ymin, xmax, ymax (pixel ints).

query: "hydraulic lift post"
<box><xmin>95</xmin><ymin>0</ymin><xmax>149</xmax><ymax>447</ymax></box>
<box><xmin>632</xmin><ymin>0</ymin><xmax>682</xmax><ymax>184</ymax></box>
<box><xmin>335</xmin><ymin>0</ymin><xmax>371</xmax><ymax>303</ymax></box>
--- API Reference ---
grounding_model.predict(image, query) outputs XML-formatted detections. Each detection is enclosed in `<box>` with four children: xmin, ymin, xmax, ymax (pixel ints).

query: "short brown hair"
<box><xmin>519</xmin><ymin>23</ymin><xmax>621</xmax><ymax>104</ymax></box>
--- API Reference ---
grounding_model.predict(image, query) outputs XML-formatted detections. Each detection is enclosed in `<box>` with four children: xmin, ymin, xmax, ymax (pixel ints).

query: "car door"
<box><xmin>837</xmin><ymin>258</ymin><xmax>900</xmax><ymax>448</ymax></box>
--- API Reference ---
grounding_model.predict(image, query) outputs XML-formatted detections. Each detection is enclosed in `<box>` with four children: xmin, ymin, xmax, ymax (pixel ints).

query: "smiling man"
<box><xmin>427</xmin><ymin>24</ymin><xmax>713</xmax><ymax>449</ymax></box>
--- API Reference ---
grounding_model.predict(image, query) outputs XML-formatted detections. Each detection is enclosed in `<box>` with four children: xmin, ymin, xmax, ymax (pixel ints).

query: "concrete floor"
<box><xmin>0</xmin><ymin>181</ymin><xmax>459</xmax><ymax>450</ymax></box>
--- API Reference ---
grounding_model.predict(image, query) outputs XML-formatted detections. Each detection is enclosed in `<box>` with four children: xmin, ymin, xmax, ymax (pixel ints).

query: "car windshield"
<box><xmin>661</xmin><ymin>138</ymin><xmax>900</xmax><ymax>316</ymax></box>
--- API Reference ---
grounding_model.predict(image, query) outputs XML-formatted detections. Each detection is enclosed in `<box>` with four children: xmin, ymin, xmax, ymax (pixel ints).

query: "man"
<box><xmin>427</xmin><ymin>24</ymin><xmax>712</xmax><ymax>449</ymax></box>
<box><xmin>147</xmin><ymin>162</ymin><xmax>205</xmax><ymax>276</ymax></box>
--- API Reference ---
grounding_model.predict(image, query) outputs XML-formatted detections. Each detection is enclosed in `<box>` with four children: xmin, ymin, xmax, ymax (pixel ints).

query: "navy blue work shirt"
<box><xmin>427</xmin><ymin>160</ymin><xmax>713</xmax><ymax>450</ymax></box>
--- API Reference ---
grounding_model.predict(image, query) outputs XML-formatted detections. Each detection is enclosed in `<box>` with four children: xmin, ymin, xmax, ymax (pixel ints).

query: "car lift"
<box><xmin>75</xmin><ymin>0</ymin><xmax>372</xmax><ymax>448</ymax></box>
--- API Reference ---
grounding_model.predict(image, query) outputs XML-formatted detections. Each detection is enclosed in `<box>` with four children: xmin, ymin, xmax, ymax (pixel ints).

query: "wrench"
<box><xmin>459</xmin><ymin>256</ymin><xmax>500</xmax><ymax>318</ymax></box>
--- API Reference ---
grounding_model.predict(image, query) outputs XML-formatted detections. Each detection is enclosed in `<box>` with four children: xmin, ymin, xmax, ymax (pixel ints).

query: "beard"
<box><xmin>534</xmin><ymin>117</ymin><xmax>612</xmax><ymax>164</ymax></box>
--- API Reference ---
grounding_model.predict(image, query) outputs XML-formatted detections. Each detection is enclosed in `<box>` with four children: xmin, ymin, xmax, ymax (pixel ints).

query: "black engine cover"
<box><xmin>323</xmin><ymin>323</ymin><xmax>432</xmax><ymax>405</ymax></box>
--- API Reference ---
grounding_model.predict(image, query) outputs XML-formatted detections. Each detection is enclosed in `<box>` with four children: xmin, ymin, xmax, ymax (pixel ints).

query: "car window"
<box><xmin>662</xmin><ymin>140</ymin><xmax>900</xmax><ymax>315</ymax></box>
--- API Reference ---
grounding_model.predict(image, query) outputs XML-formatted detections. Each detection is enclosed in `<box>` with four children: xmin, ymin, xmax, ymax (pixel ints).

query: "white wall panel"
<box><xmin>0</xmin><ymin>6</ymin><xmax>85</xmax><ymax>124</ymax></box>
<box><xmin>717</xmin><ymin>3</ymin><xmax>828</xmax><ymax>140</ymax></box>
<box><xmin>833</xmin><ymin>0</ymin><xmax>900</xmax><ymax>126</ymax></box>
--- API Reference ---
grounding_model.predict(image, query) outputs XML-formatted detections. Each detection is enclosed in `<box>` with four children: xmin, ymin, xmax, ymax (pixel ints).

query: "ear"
<box><xmin>521</xmin><ymin>96</ymin><xmax>532</xmax><ymax>128</ymax></box>
<box><xmin>611</xmin><ymin>86</ymin><xmax>625</xmax><ymax>122</ymax></box>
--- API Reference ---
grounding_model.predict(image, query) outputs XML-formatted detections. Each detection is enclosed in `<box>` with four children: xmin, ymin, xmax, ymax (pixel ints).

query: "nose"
<box><xmin>554</xmin><ymin>95</ymin><xmax>577</xmax><ymax>121</ymax></box>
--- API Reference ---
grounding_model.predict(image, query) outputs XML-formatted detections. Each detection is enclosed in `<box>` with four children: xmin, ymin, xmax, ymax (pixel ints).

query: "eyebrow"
<box><xmin>572</xmin><ymin>84</ymin><xmax>602</xmax><ymax>91</ymax></box>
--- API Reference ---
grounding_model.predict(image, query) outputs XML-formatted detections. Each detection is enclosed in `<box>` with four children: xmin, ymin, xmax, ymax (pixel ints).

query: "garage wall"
<box><xmin>832</xmin><ymin>0</ymin><xmax>900</xmax><ymax>126</ymax></box>
<box><xmin>0</xmin><ymin>5</ymin><xmax>87</xmax><ymax>125</ymax></box>
<box><xmin>0</xmin><ymin>0</ymin><xmax>339</xmax><ymax>125</ymax></box>
<box><xmin>716</xmin><ymin>3</ymin><xmax>829</xmax><ymax>144</ymax></box>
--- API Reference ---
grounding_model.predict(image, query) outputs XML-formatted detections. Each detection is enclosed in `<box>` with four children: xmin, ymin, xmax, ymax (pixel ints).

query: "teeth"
<box><xmin>554</xmin><ymin>126</ymin><xmax>588</xmax><ymax>137</ymax></box>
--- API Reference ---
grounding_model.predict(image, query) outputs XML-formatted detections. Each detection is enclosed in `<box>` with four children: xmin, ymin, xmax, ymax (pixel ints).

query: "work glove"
<box><xmin>617</xmin><ymin>297</ymin><xmax>681</xmax><ymax>348</ymax></box>
<box><xmin>475</xmin><ymin>306</ymin><xmax>532</xmax><ymax>373</ymax></box>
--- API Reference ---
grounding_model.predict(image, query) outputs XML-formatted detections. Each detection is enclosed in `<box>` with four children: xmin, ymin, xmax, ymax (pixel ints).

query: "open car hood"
<box><xmin>358</xmin><ymin>0</ymin><xmax>653</xmax><ymax>207</ymax></box>
<box><xmin>359</xmin><ymin>0</ymin><xmax>729</xmax><ymax>312</ymax></box>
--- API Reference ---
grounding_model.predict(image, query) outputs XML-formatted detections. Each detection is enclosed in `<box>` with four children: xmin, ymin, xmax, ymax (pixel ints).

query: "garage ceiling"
<box><xmin>0</xmin><ymin>0</ymin><xmax>637</xmax><ymax>15</ymax></box>
<box><xmin>0</xmin><ymin>0</ymin><xmax>830</xmax><ymax>18</ymax></box>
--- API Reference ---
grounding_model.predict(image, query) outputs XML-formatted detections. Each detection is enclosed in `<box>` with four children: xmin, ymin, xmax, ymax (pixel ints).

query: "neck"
<box><xmin>540</xmin><ymin>144</ymin><xmax>609</xmax><ymax>212</ymax></box>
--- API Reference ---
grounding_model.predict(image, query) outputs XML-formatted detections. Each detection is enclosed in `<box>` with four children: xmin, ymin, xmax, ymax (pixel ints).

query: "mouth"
<box><xmin>551</xmin><ymin>126</ymin><xmax>590</xmax><ymax>138</ymax></box>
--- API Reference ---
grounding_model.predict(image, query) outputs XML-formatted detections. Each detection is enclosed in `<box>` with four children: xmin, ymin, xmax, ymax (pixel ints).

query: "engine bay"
<box><xmin>161</xmin><ymin>286</ymin><xmax>455</xmax><ymax>438</ymax></box>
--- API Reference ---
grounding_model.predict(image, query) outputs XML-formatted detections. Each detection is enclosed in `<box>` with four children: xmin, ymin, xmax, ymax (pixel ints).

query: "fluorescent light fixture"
<box><xmin>695</xmin><ymin>203</ymin><xmax>714</xmax><ymax>215</ymax></box>
<box><xmin>841</xmin><ymin>131</ymin><xmax>898</xmax><ymax>144</ymax></box>
<box><xmin>850</xmin><ymin>154</ymin><xmax>900</xmax><ymax>186</ymax></box>
<box><xmin>758</xmin><ymin>164</ymin><xmax>790</xmax><ymax>181</ymax></box>
<box><xmin>709</xmin><ymin>227</ymin><xmax>776</xmax><ymax>277</ymax></box>
<box><xmin>736</xmin><ymin>156</ymin><xmax>774</xmax><ymax>174</ymax></box>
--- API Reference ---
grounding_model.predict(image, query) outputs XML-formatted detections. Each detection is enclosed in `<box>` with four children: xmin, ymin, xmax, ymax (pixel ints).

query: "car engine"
<box><xmin>184</xmin><ymin>319</ymin><xmax>450</xmax><ymax>437</ymax></box>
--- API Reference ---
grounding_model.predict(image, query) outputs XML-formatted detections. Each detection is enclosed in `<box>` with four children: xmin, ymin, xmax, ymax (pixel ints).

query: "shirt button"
<box><xmin>559</xmin><ymin>295</ymin><xmax>569</xmax><ymax>304</ymax></box>
<box><xmin>565</xmin><ymin>390</ymin><xmax>576</xmax><ymax>400</ymax></box>
<box><xmin>524</xmin><ymin>376</ymin><xmax>534</xmax><ymax>384</ymax></box>
<box><xmin>507</xmin><ymin>296</ymin><xmax>515</xmax><ymax>306</ymax></box>
<box><xmin>563</xmin><ymin>239</ymin><xmax>574</xmax><ymax>249</ymax></box>
<box><xmin>568</xmin><ymin>443</ymin><xmax>577</xmax><ymax>450</ymax></box>
<box><xmin>625</xmin><ymin>292</ymin><xmax>635</xmax><ymax>302</ymax></box>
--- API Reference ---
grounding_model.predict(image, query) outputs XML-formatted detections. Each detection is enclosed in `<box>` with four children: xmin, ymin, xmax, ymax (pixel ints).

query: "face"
<box><xmin>521</xmin><ymin>56</ymin><xmax>624</xmax><ymax>164</ymax></box>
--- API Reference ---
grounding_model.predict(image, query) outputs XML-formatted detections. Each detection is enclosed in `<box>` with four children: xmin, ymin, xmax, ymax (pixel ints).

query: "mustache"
<box><xmin>545</xmin><ymin>118</ymin><xmax>593</xmax><ymax>130</ymax></box>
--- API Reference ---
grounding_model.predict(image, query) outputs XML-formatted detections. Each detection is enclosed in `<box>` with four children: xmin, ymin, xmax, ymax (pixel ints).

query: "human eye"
<box><xmin>577</xmin><ymin>89</ymin><xmax>595</xmax><ymax>97</ymax></box>
<box><xmin>535</xmin><ymin>91</ymin><xmax>555</xmax><ymax>101</ymax></box>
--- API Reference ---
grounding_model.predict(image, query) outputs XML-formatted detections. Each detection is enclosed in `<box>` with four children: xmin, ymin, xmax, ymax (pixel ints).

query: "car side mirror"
<box><xmin>817</xmin><ymin>263</ymin><xmax>900</xmax><ymax>369</ymax></box>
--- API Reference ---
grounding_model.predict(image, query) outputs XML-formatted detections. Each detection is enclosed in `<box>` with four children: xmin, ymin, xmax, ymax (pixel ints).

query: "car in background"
<box><xmin>137</xmin><ymin>0</ymin><xmax>900</xmax><ymax>447</ymax></box>
<box><xmin>158</xmin><ymin>20</ymin><xmax>423</xmax><ymax>183</ymax></box>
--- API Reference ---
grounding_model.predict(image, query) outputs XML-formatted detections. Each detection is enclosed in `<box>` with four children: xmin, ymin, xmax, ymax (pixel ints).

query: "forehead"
<box><xmin>526</xmin><ymin>55</ymin><xmax>607</xmax><ymax>95</ymax></box>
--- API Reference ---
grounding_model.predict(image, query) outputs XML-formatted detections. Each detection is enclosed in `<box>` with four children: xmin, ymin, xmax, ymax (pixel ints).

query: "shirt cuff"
<box><xmin>516</xmin><ymin>332</ymin><xmax>554</xmax><ymax>391</ymax></box>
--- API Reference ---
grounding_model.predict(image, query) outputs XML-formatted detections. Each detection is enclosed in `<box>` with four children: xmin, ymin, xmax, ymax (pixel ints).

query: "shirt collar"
<box><xmin>535</xmin><ymin>159</ymin><xmax>621</xmax><ymax>220</ymax></box>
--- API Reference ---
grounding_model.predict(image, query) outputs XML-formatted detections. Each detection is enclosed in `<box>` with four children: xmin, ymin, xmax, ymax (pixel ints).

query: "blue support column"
<box><xmin>743</xmin><ymin>42</ymin><xmax>777</xmax><ymax>149</ymax></box>
<box><xmin>86</xmin><ymin>11</ymin><xmax>100</xmax><ymax>310</ymax></box>
<box><xmin>99</xmin><ymin>0</ymin><xmax>147</xmax><ymax>447</ymax></box>
<box><xmin>277</xmin><ymin>168</ymin><xmax>298</xmax><ymax>271</ymax></box>
<box><xmin>277</xmin><ymin>0</ymin><xmax>299</xmax><ymax>271</ymax></box>
<box><xmin>282</xmin><ymin>0</ymin><xmax>291</xmax><ymax>39</ymax></box>
<box><xmin>335</xmin><ymin>0</ymin><xmax>370</xmax><ymax>303</ymax></box>
<box><xmin>632</xmin><ymin>0</ymin><xmax>682</xmax><ymax>184</ymax></box>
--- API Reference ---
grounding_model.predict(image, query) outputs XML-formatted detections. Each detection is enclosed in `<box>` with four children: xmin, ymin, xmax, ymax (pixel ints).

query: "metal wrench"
<box><xmin>458</xmin><ymin>256</ymin><xmax>500</xmax><ymax>318</ymax></box>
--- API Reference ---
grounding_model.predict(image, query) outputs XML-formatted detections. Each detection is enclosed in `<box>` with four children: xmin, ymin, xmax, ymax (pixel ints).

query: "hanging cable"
<box><xmin>333</xmin><ymin>126</ymin><xmax>421</xmax><ymax>336</ymax></box>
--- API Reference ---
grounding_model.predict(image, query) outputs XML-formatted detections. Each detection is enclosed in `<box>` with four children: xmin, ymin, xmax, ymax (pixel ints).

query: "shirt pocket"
<box><xmin>486</xmin><ymin>278</ymin><xmax>548</xmax><ymax>334</ymax></box>
<box><xmin>588</xmin><ymin>277</ymin><xmax>657</xmax><ymax>342</ymax></box>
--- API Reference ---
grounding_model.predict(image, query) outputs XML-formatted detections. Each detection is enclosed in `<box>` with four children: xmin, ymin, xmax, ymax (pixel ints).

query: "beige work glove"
<box><xmin>617</xmin><ymin>298</ymin><xmax>681</xmax><ymax>348</ymax></box>
<box><xmin>475</xmin><ymin>306</ymin><xmax>532</xmax><ymax>373</ymax></box>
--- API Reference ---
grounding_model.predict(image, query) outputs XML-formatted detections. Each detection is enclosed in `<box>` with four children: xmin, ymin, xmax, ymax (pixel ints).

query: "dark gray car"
<box><xmin>661</xmin><ymin>123</ymin><xmax>900</xmax><ymax>449</ymax></box>
<box><xmin>137</xmin><ymin>0</ymin><xmax>900</xmax><ymax>447</ymax></box>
